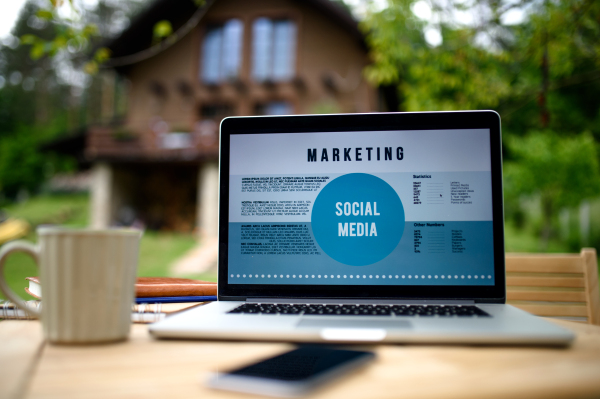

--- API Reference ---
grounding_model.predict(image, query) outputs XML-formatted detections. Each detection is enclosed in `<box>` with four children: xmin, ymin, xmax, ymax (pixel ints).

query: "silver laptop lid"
<box><xmin>218</xmin><ymin>111</ymin><xmax>505</xmax><ymax>303</ymax></box>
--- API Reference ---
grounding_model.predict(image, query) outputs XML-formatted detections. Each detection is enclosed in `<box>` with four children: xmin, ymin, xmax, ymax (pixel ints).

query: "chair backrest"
<box><xmin>506</xmin><ymin>248</ymin><xmax>600</xmax><ymax>325</ymax></box>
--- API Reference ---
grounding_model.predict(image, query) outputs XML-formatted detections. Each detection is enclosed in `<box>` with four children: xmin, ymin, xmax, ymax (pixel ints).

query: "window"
<box><xmin>254</xmin><ymin>101</ymin><xmax>293</xmax><ymax>115</ymax></box>
<box><xmin>200</xmin><ymin>19</ymin><xmax>243</xmax><ymax>84</ymax></box>
<box><xmin>252</xmin><ymin>18</ymin><xmax>297</xmax><ymax>82</ymax></box>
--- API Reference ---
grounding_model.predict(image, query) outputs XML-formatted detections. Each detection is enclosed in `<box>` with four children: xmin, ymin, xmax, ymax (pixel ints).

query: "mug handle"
<box><xmin>0</xmin><ymin>240</ymin><xmax>41</xmax><ymax>318</ymax></box>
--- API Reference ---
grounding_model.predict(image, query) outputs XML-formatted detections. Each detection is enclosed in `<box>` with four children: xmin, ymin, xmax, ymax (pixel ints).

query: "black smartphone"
<box><xmin>207</xmin><ymin>346</ymin><xmax>375</xmax><ymax>397</ymax></box>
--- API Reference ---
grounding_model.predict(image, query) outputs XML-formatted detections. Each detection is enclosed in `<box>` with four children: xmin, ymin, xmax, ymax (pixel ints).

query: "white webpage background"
<box><xmin>229</xmin><ymin>129</ymin><xmax>491</xmax><ymax>175</ymax></box>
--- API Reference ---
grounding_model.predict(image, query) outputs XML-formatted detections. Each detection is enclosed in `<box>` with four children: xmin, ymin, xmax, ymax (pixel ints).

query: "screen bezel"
<box><xmin>218</xmin><ymin>111</ymin><xmax>505</xmax><ymax>303</ymax></box>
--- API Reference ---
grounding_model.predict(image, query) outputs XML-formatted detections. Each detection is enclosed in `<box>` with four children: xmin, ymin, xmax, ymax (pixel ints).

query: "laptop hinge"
<box><xmin>247</xmin><ymin>298</ymin><xmax>476</xmax><ymax>305</ymax></box>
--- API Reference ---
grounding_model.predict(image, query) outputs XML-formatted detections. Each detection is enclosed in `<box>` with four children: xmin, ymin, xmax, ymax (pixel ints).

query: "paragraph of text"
<box><xmin>241</xmin><ymin>200</ymin><xmax>311</xmax><ymax>216</ymax></box>
<box><xmin>240</xmin><ymin>224</ymin><xmax>320</xmax><ymax>256</ymax></box>
<box><xmin>241</xmin><ymin>176</ymin><xmax>330</xmax><ymax>193</ymax></box>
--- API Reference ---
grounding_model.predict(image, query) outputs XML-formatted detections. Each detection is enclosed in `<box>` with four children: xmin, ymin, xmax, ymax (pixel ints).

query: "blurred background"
<box><xmin>1</xmin><ymin>0</ymin><xmax>599</xmax><ymax>298</ymax></box>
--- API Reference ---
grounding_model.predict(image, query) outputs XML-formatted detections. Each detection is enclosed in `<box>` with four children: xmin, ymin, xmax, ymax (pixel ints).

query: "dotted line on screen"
<box><xmin>230</xmin><ymin>274</ymin><xmax>493</xmax><ymax>280</ymax></box>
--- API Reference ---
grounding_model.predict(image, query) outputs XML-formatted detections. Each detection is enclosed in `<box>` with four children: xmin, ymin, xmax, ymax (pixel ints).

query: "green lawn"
<box><xmin>0</xmin><ymin>194</ymin><xmax>209</xmax><ymax>301</ymax></box>
<box><xmin>137</xmin><ymin>231</ymin><xmax>214</xmax><ymax>281</ymax></box>
<box><xmin>4</xmin><ymin>193</ymin><xmax>90</xmax><ymax>227</ymax></box>
<box><xmin>1</xmin><ymin>194</ymin><xmax>90</xmax><ymax>300</ymax></box>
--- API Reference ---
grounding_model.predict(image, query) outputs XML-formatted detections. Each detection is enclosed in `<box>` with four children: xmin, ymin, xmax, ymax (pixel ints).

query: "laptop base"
<box><xmin>150</xmin><ymin>302</ymin><xmax>574</xmax><ymax>346</ymax></box>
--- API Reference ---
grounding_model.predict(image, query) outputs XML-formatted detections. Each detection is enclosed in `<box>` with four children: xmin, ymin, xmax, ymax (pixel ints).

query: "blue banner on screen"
<box><xmin>228</xmin><ymin>129</ymin><xmax>495</xmax><ymax>286</ymax></box>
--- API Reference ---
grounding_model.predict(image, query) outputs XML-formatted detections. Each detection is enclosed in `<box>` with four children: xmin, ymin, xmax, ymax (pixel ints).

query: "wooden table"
<box><xmin>2</xmin><ymin>319</ymin><xmax>600</xmax><ymax>399</ymax></box>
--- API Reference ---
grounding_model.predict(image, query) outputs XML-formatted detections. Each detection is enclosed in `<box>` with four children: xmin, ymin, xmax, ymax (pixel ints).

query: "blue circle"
<box><xmin>311</xmin><ymin>173</ymin><xmax>405</xmax><ymax>266</ymax></box>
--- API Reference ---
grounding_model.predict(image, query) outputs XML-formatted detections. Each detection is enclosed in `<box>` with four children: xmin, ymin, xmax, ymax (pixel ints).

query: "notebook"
<box><xmin>150</xmin><ymin>111</ymin><xmax>574</xmax><ymax>345</ymax></box>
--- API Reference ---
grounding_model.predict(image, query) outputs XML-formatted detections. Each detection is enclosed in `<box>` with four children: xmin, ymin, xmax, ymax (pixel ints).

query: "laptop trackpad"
<box><xmin>297</xmin><ymin>319</ymin><xmax>411</xmax><ymax>341</ymax></box>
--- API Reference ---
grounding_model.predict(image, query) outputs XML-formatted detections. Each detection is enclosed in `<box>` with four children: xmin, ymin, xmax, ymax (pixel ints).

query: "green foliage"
<box><xmin>94</xmin><ymin>47</ymin><xmax>111</xmax><ymax>62</ymax></box>
<box><xmin>82</xmin><ymin>46</ymin><xmax>111</xmax><ymax>74</ymax></box>
<box><xmin>16</xmin><ymin>0</ymin><xmax>139</xmax><ymax>75</ymax></box>
<box><xmin>362</xmin><ymin>0</ymin><xmax>600</xmax><ymax>136</ymax></box>
<box><xmin>0</xmin><ymin>129</ymin><xmax>45</xmax><ymax>198</ymax></box>
<box><xmin>0</xmin><ymin>1</ymin><xmax>137</xmax><ymax>201</ymax></box>
<box><xmin>362</xmin><ymin>0</ymin><xmax>512</xmax><ymax>111</ymax></box>
<box><xmin>504</xmin><ymin>221</ymin><xmax>570</xmax><ymax>253</ymax></box>
<box><xmin>16</xmin><ymin>0</ymin><xmax>208</xmax><ymax>75</ymax></box>
<box><xmin>153</xmin><ymin>20</ymin><xmax>173</xmax><ymax>41</ymax></box>
<box><xmin>503</xmin><ymin>131</ymin><xmax>600</xmax><ymax>246</ymax></box>
<box><xmin>20</xmin><ymin>3</ymin><xmax>102</xmax><ymax>66</ymax></box>
<box><xmin>582</xmin><ymin>199</ymin><xmax>600</xmax><ymax>252</ymax></box>
<box><xmin>504</xmin><ymin>131</ymin><xmax>600</xmax><ymax>211</ymax></box>
<box><xmin>501</xmin><ymin>0</ymin><xmax>600</xmax><ymax>137</ymax></box>
<box><xmin>0</xmin><ymin>2</ymin><xmax>66</xmax><ymax>200</ymax></box>
<box><xmin>403</xmin><ymin>34</ymin><xmax>511</xmax><ymax>111</ymax></box>
<box><xmin>0</xmin><ymin>115</ymin><xmax>77</xmax><ymax>202</ymax></box>
<box><xmin>361</xmin><ymin>0</ymin><xmax>417</xmax><ymax>85</ymax></box>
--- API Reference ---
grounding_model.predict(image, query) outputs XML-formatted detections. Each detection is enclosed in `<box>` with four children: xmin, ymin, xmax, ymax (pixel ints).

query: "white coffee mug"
<box><xmin>0</xmin><ymin>227</ymin><xmax>142</xmax><ymax>344</ymax></box>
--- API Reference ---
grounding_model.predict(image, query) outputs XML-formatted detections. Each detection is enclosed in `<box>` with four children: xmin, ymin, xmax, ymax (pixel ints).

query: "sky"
<box><xmin>0</xmin><ymin>0</ymin><xmax>28</xmax><ymax>39</ymax></box>
<box><xmin>0</xmin><ymin>0</ymin><xmax>100</xmax><ymax>39</ymax></box>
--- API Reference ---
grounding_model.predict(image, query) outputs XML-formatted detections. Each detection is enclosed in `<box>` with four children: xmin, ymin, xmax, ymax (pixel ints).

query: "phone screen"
<box><xmin>208</xmin><ymin>346</ymin><xmax>375</xmax><ymax>396</ymax></box>
<box><xmin>229</xmin><ymin>346</ymin><xmax>372</xmax><ymax>381</ymax></box>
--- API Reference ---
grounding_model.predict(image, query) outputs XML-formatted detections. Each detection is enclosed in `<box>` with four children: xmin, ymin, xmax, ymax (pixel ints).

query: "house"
<box><xmin>75</xmin><ymin>0</ymin><xmax>387</xmax><ymax>237</ymax></box>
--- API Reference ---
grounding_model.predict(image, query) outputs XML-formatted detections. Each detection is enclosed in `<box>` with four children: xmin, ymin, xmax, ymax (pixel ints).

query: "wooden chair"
<box><xmin>506</xmin><ymin>248</ymin><xmax>600</xmax><ymax>325</ymax></box>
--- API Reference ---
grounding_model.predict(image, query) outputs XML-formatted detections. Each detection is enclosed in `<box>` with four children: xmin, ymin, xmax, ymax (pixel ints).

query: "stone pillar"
<box><xmin>90</xmin><ymin>162</ymin><xmax>113</xmax><ymax>229</ymax></box>
<box><xmin>197</xmin><ymin>161</ymin><xmax>219</xmax><ymax>238</ymax></box>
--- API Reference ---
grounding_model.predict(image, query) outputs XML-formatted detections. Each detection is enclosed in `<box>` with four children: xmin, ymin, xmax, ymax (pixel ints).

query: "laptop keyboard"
<box><xmin>228</xmin><ymin>304</ymin><xmax>490</xmax><ymax>317</ymax></box>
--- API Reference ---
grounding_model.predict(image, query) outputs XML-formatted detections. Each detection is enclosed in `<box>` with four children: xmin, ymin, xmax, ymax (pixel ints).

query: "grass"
<box><xmin>137</xmin><ymin>231</ymin><xmax>205</xmax><ymax>278</ymax></box>
<box><xmin>1</xmin><ymin>252</ymin><xmax>38</xmax><ymax>301</ymax></box>
<box><xmin>1</xmin><ymin>194</ymin><xmax>90</xmax><ymax>300</ymax></box>
<box><xmin>4</xmin><ymin>193</ymin><xmax>89</xmax><ymax>228</ymax></box>
<box><xmin>0</xmin><ymin>194</ymin><xmax>207</xmax><ymax>301</ymax></box>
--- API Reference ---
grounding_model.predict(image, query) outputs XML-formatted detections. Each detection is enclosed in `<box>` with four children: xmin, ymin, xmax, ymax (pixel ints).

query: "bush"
<box><xmin>504</xmin><ymin>131</ymin><xmax>600</xmax><ymax>248</ymax></box>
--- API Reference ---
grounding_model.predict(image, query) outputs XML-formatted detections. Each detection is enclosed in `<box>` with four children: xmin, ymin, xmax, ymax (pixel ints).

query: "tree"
<box><xmin>362</xmin><ymin>0</ymin><xmax>600</xmax><ymax>137</ymax></box>
<box><xmin>503</xmin><ymin>131</ymin><xmax>600</xmax><ymax>248</ymax></box>
<box><xmin>362</xmin><ymin>0</ymin><xmax>513</xmax><ymax>111</ymax></box>
<box><xmin>0</xmin><ymin>0</ymin><xmax>144</xmax><ymax>201</ymax></box>
<box><xmin>0</xmin><ymin>1</ymin><xmax>70</xmax><ymax>200</ymax></box>
<box><xmin>501</xmin><ymin>0</ymin><xmax>600</xmax><ymax>138</ymax></box>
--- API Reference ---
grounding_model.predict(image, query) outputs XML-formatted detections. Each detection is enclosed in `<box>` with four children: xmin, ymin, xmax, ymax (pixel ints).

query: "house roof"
<box><xmin>104</xmin><ymin>0</ymin><xmax>364</xmax><ymax>67</ymax></box>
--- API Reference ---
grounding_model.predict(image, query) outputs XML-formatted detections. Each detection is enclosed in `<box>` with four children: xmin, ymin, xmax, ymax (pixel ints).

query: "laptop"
<box><xmin>150</xmin><ymin>111</ymin><xmax>574</xmax><ymax>346</ymax></box>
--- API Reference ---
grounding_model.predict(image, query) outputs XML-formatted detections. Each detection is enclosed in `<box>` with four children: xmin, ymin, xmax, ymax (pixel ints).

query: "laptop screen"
<box><xmin>219</xmin><ymin>112</ymin><xmax>505</xmax><ymax>301</ymax></box>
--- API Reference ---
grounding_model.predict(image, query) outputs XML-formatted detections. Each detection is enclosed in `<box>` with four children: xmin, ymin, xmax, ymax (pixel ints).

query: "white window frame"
<box><xmin>200</xmin><ymin>19</ymin><xmax>244</xmax><ymax>84</ymax></box>
<box><xmin>252</xmin><ymin>18</ymin><xmax>297</xmax><ymax>82</ymax></box>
